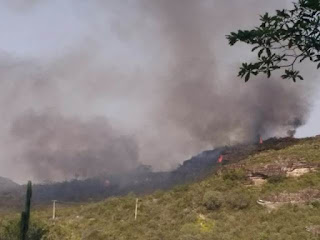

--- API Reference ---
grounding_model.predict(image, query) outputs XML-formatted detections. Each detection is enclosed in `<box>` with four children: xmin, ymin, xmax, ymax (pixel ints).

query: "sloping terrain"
<box><xmin>0</xmin><ymin>177</ymin><xmax>23</xmax><ymax>212</ymax></box>
<box><xmin>1</xmin><ymin>136</ymin><xmax>320</xmax><ymax>240</ymax></box>
<box><xmin>0</xmin><ymin>147</ymin><xmax>223</xmax><ymax>205</ymax></box>
<box><xmin>0</xmin><ymin>137</ymin><xmax>299</xmax><ymax>206</ymax></box>
<box><xmin>0</xmin><ymin>177</ymin><xmax>19</xmax><ymax>193</ymax></box>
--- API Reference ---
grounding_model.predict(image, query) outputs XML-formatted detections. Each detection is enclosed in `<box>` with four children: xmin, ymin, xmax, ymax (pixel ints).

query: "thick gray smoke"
<box><xmin>138</xmin><ymin>0</ymin><xmax>313</xmax><ymax>161</ymax></box>
<box><xmin>0</xmin><ymin>0</ymin><xmax>316</xmax><ymax>182</ymax></box>
<box><xmin>10</xmin><ymin>111</ymin><xmax>139</xmax><ymax>181</ymax></box>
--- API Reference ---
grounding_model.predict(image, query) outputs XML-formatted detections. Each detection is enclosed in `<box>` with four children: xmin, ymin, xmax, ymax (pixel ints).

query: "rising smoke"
<box><xmin>10</xmin><ymin>110</ymin><xmax>139</xmax><ymax>181</ymax></box>
<box><xmin>0</xmin><ymin>0</ymin><xmax>316</xmax><ymax>182</ymax></box>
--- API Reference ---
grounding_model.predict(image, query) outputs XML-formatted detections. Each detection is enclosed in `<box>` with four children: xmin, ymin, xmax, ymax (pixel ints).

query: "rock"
<box><xmin>249</xmin><ymin>161</ymin><xmax>319</xmax><ymax>179</ymax></box>
<box><xmin>257</xmin><ymin>199</ymin><xmax>285</xmax><ymax>210</ymax></box>
<box><xmin>257</xmin><ymin>189</ymin><xmax>320</xmax><ymax>210</ymax></box>
<box><xmin>286</xmin><ymin>168</ymin><xmax>315</xmax><ymax>177</ymax></box>
<box><xmin>305</xmin><ymin>225</ymin><xmax>320</xmax><ymax>237</ymax></box>
<box><xmin>250</xmin><ymin>177</ymin><xmax>267</xmax><ymax>186</ymax></box>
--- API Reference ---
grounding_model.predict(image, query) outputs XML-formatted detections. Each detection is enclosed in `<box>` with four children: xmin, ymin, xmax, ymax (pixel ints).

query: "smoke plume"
<box><xmin>10</xmin><ymin>110</ymin><xmax>139</xmax><ymax>181</ymax></box>
<box><xmin>0</xmin><ymin>0</ymin><xmax>317</xmax><ymax>182</ymax></box>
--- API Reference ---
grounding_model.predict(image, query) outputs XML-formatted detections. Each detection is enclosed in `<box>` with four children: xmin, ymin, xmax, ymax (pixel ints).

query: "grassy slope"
<box><xmin>1</xmin><ymin>137</ymin><xmax>320</xmax><ymax>240</ymax></box>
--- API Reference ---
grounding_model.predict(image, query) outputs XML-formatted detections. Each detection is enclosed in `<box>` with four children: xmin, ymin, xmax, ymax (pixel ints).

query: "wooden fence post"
<box><xmin>134</xmin><ymin>198</ymin><xmax>138</xmax><ymax>220</ymax></box>
<box><xmin>52</xmin><ymin>200</ymin><xmax>57</xmax><ymax>220</ymax></box>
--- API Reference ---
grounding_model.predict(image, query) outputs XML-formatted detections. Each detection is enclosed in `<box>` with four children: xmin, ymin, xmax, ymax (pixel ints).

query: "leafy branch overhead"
<box><xmin>227</xmin><ymin>0</ymin><xmax>320</xmax><ymax>82</ymax></box>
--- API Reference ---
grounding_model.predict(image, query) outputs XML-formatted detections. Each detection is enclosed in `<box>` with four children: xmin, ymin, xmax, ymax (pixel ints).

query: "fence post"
<box><xmin>52</xmin><ymin>200</ymin><xmax>57</xmax><ymax>220</ymax></box>
<box><xmin>134</xmin><ymin>198</ymin><xmax>138</xmax><ymax>220</ymax></box>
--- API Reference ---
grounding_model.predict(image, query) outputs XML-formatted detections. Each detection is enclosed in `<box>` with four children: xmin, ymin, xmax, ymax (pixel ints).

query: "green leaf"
<box><xmin>245</xmin><ymin>73</ymin><xmax>251</xmax><ymax>82</ymax></box>
<box><xmin>227</xmin><ymin>0</ymin><xmax>319</xmax><ymax>82</ymax></box>
<box><xmin>297</xmin><ymin>75</ymin><xmax>304</xmax><ymax>80</ymax></box>
<box><xmin>252</xmin><ymin>46</ymin><xmax>260</xmax><ymax>52</ymax></box>
<box><xmin>266</xmin><ymin>48</ymin><xmax>271</xmax><ymax>57</ymax></box>
<box><xmin>258</xmin><ymin>49</ymin><xmax>264</xmax><ymax>58</ymax></box>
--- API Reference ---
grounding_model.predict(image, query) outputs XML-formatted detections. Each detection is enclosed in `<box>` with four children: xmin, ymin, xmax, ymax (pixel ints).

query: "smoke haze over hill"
<box><xmin>0</xmin><ymin>0</ymin><xmax>317</xmax><ymax>182</ymax></box>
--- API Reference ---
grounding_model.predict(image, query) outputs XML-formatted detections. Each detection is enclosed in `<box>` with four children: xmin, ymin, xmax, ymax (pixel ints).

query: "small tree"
<box><xmin>226</xmin><ymin>190</ymin><xmax>251</xmax><ymax>210</ymax></box>
<box><xmin>227</xmin><ymin>0</ymin><xmax>320</xmax><ymax>82</ymax></box>
<box><xmin>203</xmin><ymin>191</ymin><xmax>224</xmax><ymax>210</ymax></box>
<box><xmin>20</xmin><ymin>181</ymin><xmax>32</xmax><ymax>240</ymax></box>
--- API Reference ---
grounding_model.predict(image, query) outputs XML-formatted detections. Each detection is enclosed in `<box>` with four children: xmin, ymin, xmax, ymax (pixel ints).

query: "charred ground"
<box><xmin>0</xmin><ymin>137</ymin><xmax>300</xmax><ymax>206</ymax></box>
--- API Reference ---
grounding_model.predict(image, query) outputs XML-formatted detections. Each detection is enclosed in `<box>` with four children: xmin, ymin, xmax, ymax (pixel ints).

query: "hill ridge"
<box><xmin>1</xmin><ymin>136</ymin><xmax>320</xmax><ymax>239</ymax></box>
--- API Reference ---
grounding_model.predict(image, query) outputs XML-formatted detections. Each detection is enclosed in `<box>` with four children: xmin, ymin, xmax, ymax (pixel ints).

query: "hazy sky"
<box><xmin>0</xmin><ymin>0</ymin><xmax>319</xmax><ymax>182</ymax></box>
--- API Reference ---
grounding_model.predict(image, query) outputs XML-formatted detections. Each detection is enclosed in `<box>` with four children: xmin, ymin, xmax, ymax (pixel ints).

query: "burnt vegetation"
<box><xmin>0</xmin><ymin>137</ymin><xmax>300</xmax><ymax>206</ymax></box>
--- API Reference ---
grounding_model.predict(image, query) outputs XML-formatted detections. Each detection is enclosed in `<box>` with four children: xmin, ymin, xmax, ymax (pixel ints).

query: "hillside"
<box><xmin>0</xmin><ymin>177</ymin><xmax>23</xmax><ymax>212</ymax></box>
<box><xmin>0</xmin><ymin>177</ymin><xmax>19</xmax><ymax>193</ymax></box>
<box><xmin>0</xmin><ymin>146</ymin><xmax>223</xmax><ymax>205</ymax></box>
<box><xmin>1</xmin><ymin>136</ymin><xmax>320</xmax><ymax>239</ymax></box>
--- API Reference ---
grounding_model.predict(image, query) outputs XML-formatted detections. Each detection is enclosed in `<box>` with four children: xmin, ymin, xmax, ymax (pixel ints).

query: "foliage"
<box><xmin>0</xmin><ymin>219</ymin><xmax>47</xmax><ymax>240</ymax></box>
<box><xmin>81</xmin><ymin>229</ymin><xmax>109</xmax><ymax>240</ymax></box>
<box><xmin>226</xmin><ymin>189</ymin><xmax>251</xmax><ymax>210</ymax></box>
<box><xmin>310</xmin><ymin>200</ymin><xmax>320</xmax><ymax>208</ymax></box>
<box><xmin>203</xmin><ymin>191</ymin><xmax>224</xmax><ymax>210</ymax></box>
<box><xmin>1</xmin><ymin>136</ymin><xmax>320</xmax><ymax>240</ymax></box>
<box><xmin>20</xmin><ymin>181</ymin><xmax>32</xmax><ymax>240</ymax></box>
<box><xmin>222</xmin><ymin>169</ymin><xmax>247</xmax><ymax>182</ymax></box>
<box><xmin>0</xmin><ymin>182</ymin><xmax>47</xmax><ymax>240</ymax></box>
<box><xmin>227</xmin><ymin>0</ymin><xmax>320</xmax><ymax>82</ymax></box>
<box><xmin>267</xmin><ymin>175</ymin><xmax>287</xmax><ymax>184</ymax></box>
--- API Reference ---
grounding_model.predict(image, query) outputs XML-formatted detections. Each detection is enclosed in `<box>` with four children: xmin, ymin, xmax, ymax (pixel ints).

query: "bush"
<box><xmin>0</xmin><ymin>219</ymin><xmax>19</xmax><ymax>240</ymax></box>
<box><xmin>222</xmin><ymin>169</ymin><xmax>247</xmax><ymax>182</ymax></box>
<box><xmin>267</xmin><ymin>175</ymin><xmax>286</xmax><ymax>184</ymax></box>
<box><xmin>310</xmin><ymin>200</ymin><xmax>320</xmax><ymax>208</ymax></box>
<box><xmin>179</xmin><ymin>223</ymin><xmax>212</xmax><ymax>240</ymax></box>
<box><xmin>0</xmin><ymin>219</ymin><xmax>47</xmax><ymax>240</ymax></box>
<box><xmin>82</xmin><ymin>229</ymin><xmax>109</xmax><ymax>240</ymax></box>
<box><xmin>203</xmin><ymin>191</ymin><xmax>224</xmax><ymax>210</ymax></box>
<box><xmin>226</xmin><ymin>190</ymin><xmax>251</xmax><ymax>210</ymax></box>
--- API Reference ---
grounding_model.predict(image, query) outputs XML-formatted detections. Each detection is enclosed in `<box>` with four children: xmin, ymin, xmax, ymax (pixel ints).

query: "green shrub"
<box><xmin>222</xmin><ymin>169</ymin><xmax>247</xmax><ymax>182</ymax></box>
<box><xmin>203</xmin><ymin>191</ymin><xmax>224</xmax><ymax>210</ymax></box>
<box><xmin>0</xmin><ymin>219</ymin><xmax>19</xmax><ymax>240</ymax></box>
<box><xmin>310</xmin><ymin>200</ymin><xmax>320</xmax><ymax>208</ymax></box>
<box><xmin>267</xmin><ymin>175</ymin><xmax>287</xmax><ymax>184</ymax></box>
<box><xmin>0</xmin><ymin>219</ymin><xmax>47</xmax><ymax>240</ymax></box>
<box><xmin>226</xmin><ymin>190</ymin><xmax>251</xmax><ymax>210</ymax></box>
<box><xmin>82</xmin><ymin>229</ymin><xmax>109</xmax><ymax>240</ymax></box>
<box><xmin>179</xmin><ymin>223</ymin><xmax>212</xmax><ymax>240</ymax></box>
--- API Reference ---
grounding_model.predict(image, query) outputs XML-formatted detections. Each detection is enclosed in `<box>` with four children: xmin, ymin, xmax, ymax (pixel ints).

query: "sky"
<box><xmin>0</xmin><ymin>0</ymin><xmax>319</xmax><ymax>182</ymax></box>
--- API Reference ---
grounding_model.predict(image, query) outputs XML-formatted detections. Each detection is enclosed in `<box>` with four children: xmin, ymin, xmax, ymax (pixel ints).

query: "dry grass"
<box><xmin>1</xmin><ymin>136</ymin><xmax>320</xmax><ymax>240</ymax></box>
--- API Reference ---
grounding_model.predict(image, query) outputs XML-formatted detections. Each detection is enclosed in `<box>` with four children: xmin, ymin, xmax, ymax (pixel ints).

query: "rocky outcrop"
<box><xmin>257</xmin><ymin>189</ymin><xmax>320</xmax><ymax>210</ymax></box>
<box><xmin>286</xmin><ymin>167</ymin><xmax>315</xmax><ymax>177</ymax></box>
<box><xmin>306</xmin><ymin>225</ymin><xmax>320</xmax><ymax>237</ymax></box>
<box><xmin>248</xmin><ymin>161</ymin><xmax>319</xmax><ymax>179</ymax></box>
<box><xmin>264</xmin><ymin>189</ymin><xmax>320</xmax><ymax>202</ymax></box>
<box><xmin>257</xmin><ymin>199</ymin><xmax>285</xmax><ymax>210</ymax></box>
<box><xmin>249</xmin><ymin>177</ymin><xmax>267</xmax><ymax>186</ymax></box>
